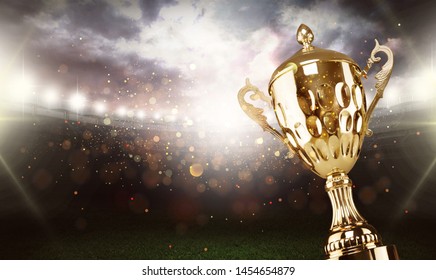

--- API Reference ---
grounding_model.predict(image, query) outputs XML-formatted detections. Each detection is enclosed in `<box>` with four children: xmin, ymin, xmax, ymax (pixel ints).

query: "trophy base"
<box><xmin>328</xmin><ymin>245</ymin><xmax>399</xmax><ymax>260</ymax></box>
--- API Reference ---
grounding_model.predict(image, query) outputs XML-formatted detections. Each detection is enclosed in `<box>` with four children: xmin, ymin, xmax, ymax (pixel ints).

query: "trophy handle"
<box><xmin>238</xmin><ymin>78</ymin><xmax>292</xmax><ymax>151</ymax></box>
<box><xmin>361</xmin><ymin>39</ymin><xmax>394</xmax><ymax>135</ymax></box>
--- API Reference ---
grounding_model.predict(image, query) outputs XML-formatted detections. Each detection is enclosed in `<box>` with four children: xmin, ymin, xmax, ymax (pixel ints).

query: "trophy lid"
<box><xmin>269</xmin><ymin>24</ymin><xmax>358</xmax><ymax>89</ymax></box>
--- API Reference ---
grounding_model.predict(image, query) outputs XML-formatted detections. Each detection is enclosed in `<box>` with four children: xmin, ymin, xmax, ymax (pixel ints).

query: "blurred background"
<box><xmin>0</xmin><ymin>0</ymin><xmax>435</xmax><ymax>259</ymax></box>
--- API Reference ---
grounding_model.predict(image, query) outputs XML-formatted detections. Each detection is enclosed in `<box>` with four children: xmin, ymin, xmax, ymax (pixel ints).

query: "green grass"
<box><xmin>1</xmin><ymin>211</ymin><xmax>435</xmax><ymax>260</ymax></box>
<box><xmin>0</xmin><ymin>212</ymin><xmax>325</xmax><ymax>259</ymax></box>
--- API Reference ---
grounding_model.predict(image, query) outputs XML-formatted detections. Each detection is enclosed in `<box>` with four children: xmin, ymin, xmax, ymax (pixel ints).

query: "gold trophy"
<box><xmin>238</xmin><ymin>24</ymin><xmax>399</xmax><ymax>260</ymax></box>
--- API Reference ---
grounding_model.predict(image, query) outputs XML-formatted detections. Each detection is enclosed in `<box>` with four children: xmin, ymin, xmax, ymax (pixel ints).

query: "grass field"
<box><xmin>1</xmin><ymin>210</ymin><xmax>435</xmax><ymax>260</ymax></box>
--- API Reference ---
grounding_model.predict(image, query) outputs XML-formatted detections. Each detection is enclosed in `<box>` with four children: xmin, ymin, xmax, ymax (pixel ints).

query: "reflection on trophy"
<box><xmin>238</xmin><ymin>24</ymin><xmax>399</xmax><ymax>260</ymax></box>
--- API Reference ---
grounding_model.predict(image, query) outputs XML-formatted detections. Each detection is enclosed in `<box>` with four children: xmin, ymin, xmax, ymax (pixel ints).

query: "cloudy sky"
<box><xmin>0</xmin><ymin>0</ymin><xmax>435</xmax><ymax>130</ymax></box>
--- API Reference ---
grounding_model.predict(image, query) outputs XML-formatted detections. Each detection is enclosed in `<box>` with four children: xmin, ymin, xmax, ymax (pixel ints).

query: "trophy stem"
<box><xmin>324</xmin><ymin>170</ymin><xmax>399</xmax><ymax>260</ymax></box>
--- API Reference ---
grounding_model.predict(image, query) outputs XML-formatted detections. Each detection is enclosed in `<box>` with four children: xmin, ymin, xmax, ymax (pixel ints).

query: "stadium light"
<box><xmin>69</xmin><ymin>93</ymin><xmax>86</xmax><ymax>111</ymax></box>
<box><xmin>8</xmin><ymin>74</ymin><xmax>34</xmax><ymax>103</ymax></box>
<box><xmin>117</xmin><ymin>106</ymin><xmax>126</xmax><ymax>117</ymax></box>
<box><xmin>94</xmin><ymin>101</ymin><xmax>106</xmax><ymax>114</ymax></box>
<box><xmin>136</xmin><ymin>110</ymin><xmax>145</xmax><ymax>119</ymax></box>
<box><xmin>42</xmin><ymin>88</ymin><xmax>59</xmax><ymax>107</ymax></box>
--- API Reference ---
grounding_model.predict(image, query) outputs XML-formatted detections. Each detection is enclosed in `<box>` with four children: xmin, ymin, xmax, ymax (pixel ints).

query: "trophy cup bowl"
<box><xmin>238</xmin><ymin>24</ymin><xmax>399</xmax><ymax>259</ymax></box>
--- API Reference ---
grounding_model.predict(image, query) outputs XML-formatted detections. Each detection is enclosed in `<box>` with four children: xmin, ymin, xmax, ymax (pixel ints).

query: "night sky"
<box><xmin>0</xmin><ymin>0</ymin><xmax>435</xmax><ymax>259</ymax></box>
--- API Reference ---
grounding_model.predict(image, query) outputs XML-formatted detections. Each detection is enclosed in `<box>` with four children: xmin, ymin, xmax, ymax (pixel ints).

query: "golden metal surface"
<box><xmin>238</xmin><ymin>23</ymin><xmax>397</xmax><ymax>260</ymax></box>
<box><xmin>238</xmin><ymin>78</ymin><xmax>293</xmax><ymax>152</ymax></box>
<box><xmin>332</xmin><ymin>245</ymin><xmax>399</xmax><ymax>260</ymax></box>
<box><xmin>270</xmin><ymin>25</ymin><xmax>357</xmax><ymax>89</ymax></box>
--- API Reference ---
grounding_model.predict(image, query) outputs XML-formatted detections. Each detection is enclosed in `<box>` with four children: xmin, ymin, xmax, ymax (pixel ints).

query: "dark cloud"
<box><xmin>60</xmin><ymin>0</ymin><xmax>141</xmax><ymax>40</ymax></box>
<box><xmin>213</xmin><ymin>0</ymin><xmax>282</xmax><ymax>36</ymax></box>
<box><xmin>337</xmin><ymin>0</ymin><xmax>436</xmax><ymax>33</ymax></box>
<box><xmin>333</xmin><ymin>0</ymin><xmax>436</xmax><ymax>74</ymax></box>
<box><xmin>0</xmin><ymin>0</ymin><xmax>45</xmax><ymax>50</ymax></box>
<box><xmin>0</xmin><ymin>0</ymin><xmax>44</xmax><ymax>23</ymax></box>
<box><xmin>139</xmin><ymin>0</ymin><xmax>177</xmax><ymax>24</ymax></box>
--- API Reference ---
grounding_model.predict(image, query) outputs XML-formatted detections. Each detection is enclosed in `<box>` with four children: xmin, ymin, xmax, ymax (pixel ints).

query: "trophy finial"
<box><xmin>296</xmin><ymin>24</ymin><xmax>314</xmax><ymax>51</ymax></box>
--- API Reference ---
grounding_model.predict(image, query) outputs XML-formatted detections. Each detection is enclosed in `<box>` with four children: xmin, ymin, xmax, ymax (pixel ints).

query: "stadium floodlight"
<box><xmin>8</xmin><ymin>74</ymin><xmax>34</xmax><ymax>103</ymax></box>
<box><xmin>116</xmin><ymin>106</ymin><xmax>126</xmax><ymax>117</ymax></box>
<box><xmin>69</xmin><ymin>93</ymin><xmax>86</xmax><ymax>111</ymax></box>
<box><xmin>136</xmin><ymin>110</ymin><xmax>145</xmax><ymax>119</ymax></box>
<box><xmin>42</xmin><ymin>88</ymin><xmax>59</xmax><ymax>107</ymax></box>
<box><xmin>94</xmin><ymin>101</ymin><xmax>106</xmax><ymax>114</ymax></box>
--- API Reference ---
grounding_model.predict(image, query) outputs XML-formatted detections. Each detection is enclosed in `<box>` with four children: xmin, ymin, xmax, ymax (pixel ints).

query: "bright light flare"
<box><xmin>401</xmin><ymin>157</ymin><xmax>436</xmax><ymax>217</ymax></box>
<box><xmin>193</xmin><ymin>97</ymin><xmax>253</xmax><ymax>133</ymax></box>
<box><xmin>8</xmin><ymin>74</ymin><xmax>35</xmax><ymax>103</ymax></box>
<box><xmin>69</xmin><ymin>93</ymin><xmax>86</xmax><ymax>111</ymax></box>
<box><xmin>94</xmin><ymin>101</ymin><xmax>106</xmax><ymax>114</ymax></box>
<box><xmin>409</xmin><ymin>69</ymin><xmax>436</xmax><ymax>103</ymax></box>
<box><xmin>0</xmin><ymin>155</ymin><xmax>45</xmax><ymax>223</ymax></box>
<box><xmin>136</xmin><ymin>110</ymin><xmax>145</xmax><ymax>119</ymax></box>
<box><xmin>379</xmin><ymin>70</ymin><xmax>436</xmax><ymax>108</ymax></box>
<box><xmin>42</xmin><ymin>88</ymin><xmax>59</xmax><ymax>107</ymax></box>
<box><xmin>116</xmin><ymin>106</ymin><xmax>126</xmax><ymax>117</ymax></box>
